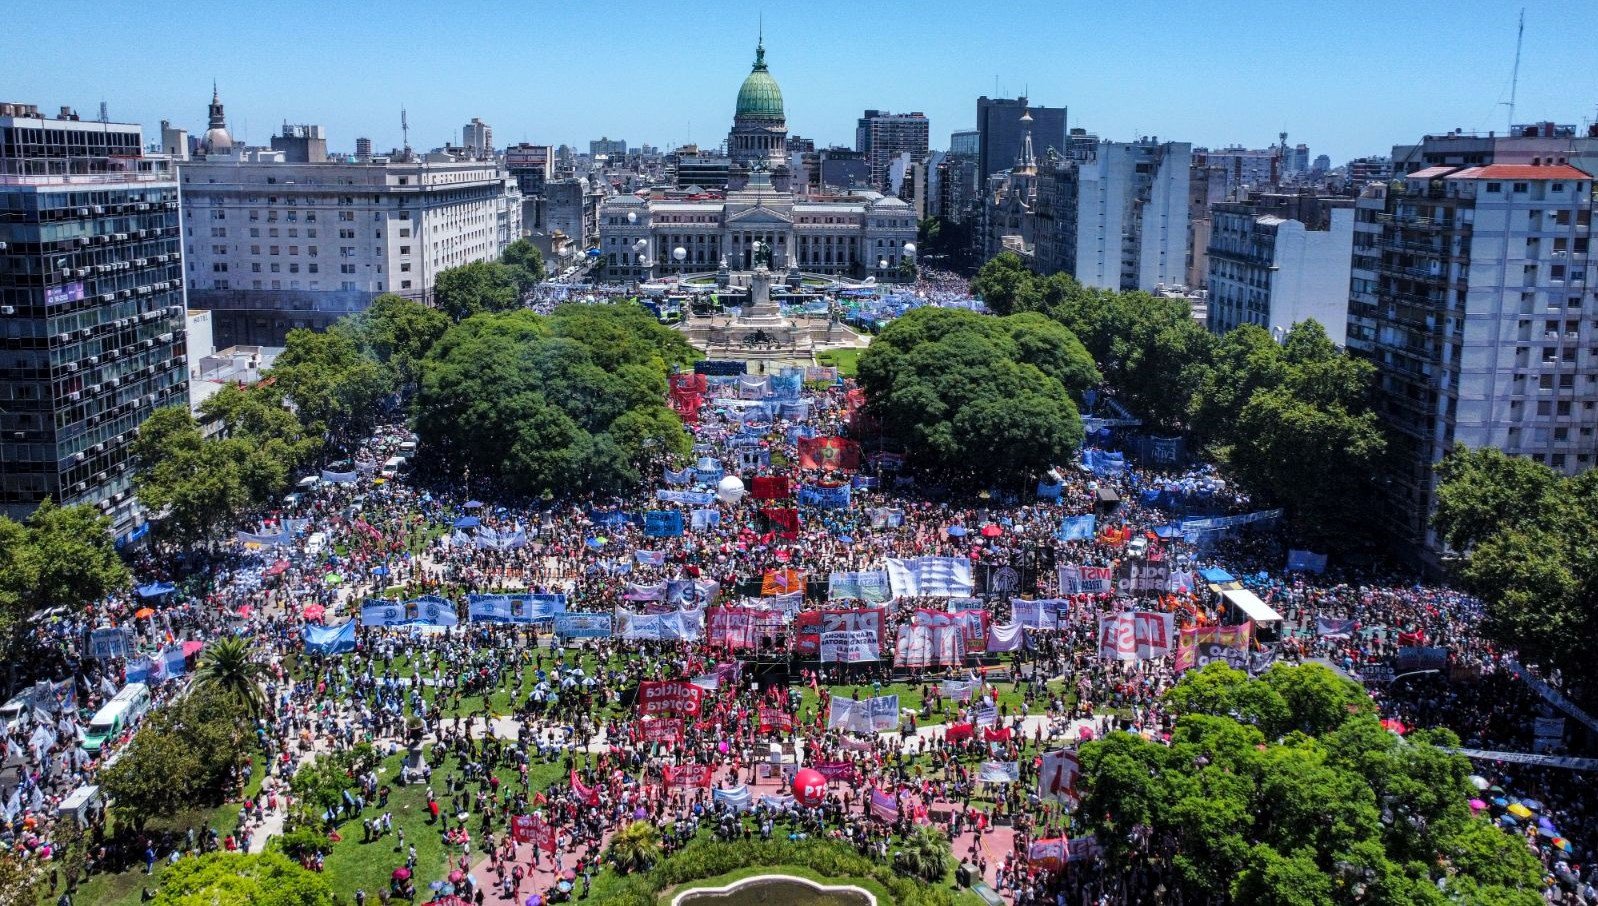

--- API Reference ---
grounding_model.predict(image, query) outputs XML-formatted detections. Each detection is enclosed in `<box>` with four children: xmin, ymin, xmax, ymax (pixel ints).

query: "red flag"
<box><xmin>572</xmin><ymin>770</ymin><xmax>600</xmax><ymax>806</ymax></box>
<box><xmin>760</xmin><ymin>507</ymin><xmax>800</xmax><ymax>539</ymax></box>
<box><xmin>750</xmin><ymin>476</ymin><xmax>790</xmax><ymax>500</ymax></box>
<box><xmin>510</xmin><ymin>814</ymin><xmax>535</xmax><ymax>843</ymax></box>
<box><xmin>797</xmin><ymin>436</ymin><xmax>862</xmax><ymax>471</ymax></box>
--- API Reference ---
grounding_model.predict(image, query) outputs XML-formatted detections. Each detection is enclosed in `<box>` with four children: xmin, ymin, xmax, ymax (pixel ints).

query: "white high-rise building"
<box><xmin>1072</xmin><ymin>140</ymin><xmax>1191</xmax><ymax>292</ymax></box>
<box><xmin>1207</xmin><ymin>196</ymin><xmax>1355</xmax><ymax>343</ymax></box>
<box><xmin>1348</xmin><ymin>126</ymin><xmax>1598</xmax><ymax>557</ymax></box>
<box><xmin>179</xmin><ymin>156</ymin><xmax>520</xmax><ymax>346</ymax></box>
<box><xmin>462</xmin><ymin>118</ymin><xmax>493</xmax><ymax>156</ymax></box>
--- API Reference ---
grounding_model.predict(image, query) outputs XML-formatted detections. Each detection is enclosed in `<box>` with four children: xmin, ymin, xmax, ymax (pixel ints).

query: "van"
<box><xmin>380</xmin><ymin>456</ymin><xmax>406</xmax><ymax>479</ymax></box>
<box><xmin>82</xmin><ymin>682</ymin><xmax>151</xmax><ymax>754</ymax></box>
<box><xmin>305</xmin><ymin>531</ymin><xmax>328</xmax><ymax>555</ymax></box>
<box><xmin>397</xmin><ymin>440</ymin><xmax>417</xmax><ymax>455</ymax></box>
<box><xmin>296</xmin><ymin>475</ymin><xmax>320</xmax><ymax>491</ymax></box>
<box><xmin>0</xmin><ymin>696</ymin><xmax>32</xmax><ymax>733</ymax></box>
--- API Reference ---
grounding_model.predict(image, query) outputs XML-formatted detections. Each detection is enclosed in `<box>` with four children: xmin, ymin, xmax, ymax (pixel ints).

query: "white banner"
<box><xmin>1012</xmin><ymin>599</ymin><xmax>1059</xmax><ymax>630</ymax></box>
<box><xmin>1097</xmin><ymin>611</ymin><xmax>1175</xmax><ymax>661</ymax></box>
<box><xmin>885</xmin><ymin>557</ymin><xmax>974</xmax><ymax>598</ymax></box>
<box><xmin>827</xmin><ymin>694</ymin><xmax>900</xmax><ymax>733</ymax></box>
<box><xmin>987</xmin><ymin>622</ymin><xmax>1024</xmax><ymax>652</ymax></box>
<box><xmin>1057</xmin><ymin>565</ymin><xmax>1112</xmax><ymax>595</ymax></box>
<box><xmin>819</xmin><ymin>630</ymin><xmax>879</xmax><ymax>663</ymax></box>
<box><xmin>977</xmin><ymin>760</ymin><xmax>1019</xmax><ymax>783</ymax></box>
<box><xmin>1039</xmin><ymin>749</ymin><xmax>1080</xmax><ymax>804</ymax></box>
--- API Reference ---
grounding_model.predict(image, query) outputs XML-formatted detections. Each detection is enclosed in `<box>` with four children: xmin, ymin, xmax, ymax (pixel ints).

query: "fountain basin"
<box><xmin>671</xmin><ymin>874</ymin><xmax>877</xmax><ymax>906</ymax></box>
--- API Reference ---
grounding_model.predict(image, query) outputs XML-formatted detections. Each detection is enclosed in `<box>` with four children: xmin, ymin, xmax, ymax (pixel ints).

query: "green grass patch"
<box><xmin>816</xmin><ymin>347</ymin><xmax>863</xmax><ymax>377</ymax></box>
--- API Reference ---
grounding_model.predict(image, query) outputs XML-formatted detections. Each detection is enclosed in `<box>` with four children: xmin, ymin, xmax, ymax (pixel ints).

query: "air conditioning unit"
<box><xmin>91</xmin><ymin>206</ymin><xmax>104</xmax><ymax>215</ymax></box>
<box><xmin>94</xmin><ymin>472</ymin><xmax>106</xmax><ymax>482</ymax></box>
<box><xmin>0</xmin><ymin>306</ymin><xmax>12</xmax><ymax>316</ymax></box>
<box><xmin>77</xmin><ymin>237</ymin><xmax>89</xmax><ymax>246</ymax></box>
<box><xmin>77</xmin><ymin>208</ymin><xmax>89</xmax><ymax>217</ymax></box>
<box><xmin>168</xmin><ymin>306</ymin><xmax>183</xmax><ymax>316</ymax></box>
<box><xmin>64</xmin><ymin>362</ymin><xmax>78</xmax><ymax>372</ymax></box>
<box><xmin>134</xmin><ymin>258</ymin><xmax>147</xmax><ymax>267</ymax></box>
<box><xmin>72</xmin><ymin>452</ymin><xmax>84</xmax><ymax>462</ymax></box>
<box><xmin>89</xmin><ymin>443</ymin><xmax>103</xmax><ymax>454</ymax></box>
<box><xmin>87</xmin><ymin>355</ymin><xmax>99</xmax><ymax>365</ymax></box>
<box><xmin>107</xmin><ymin>377</ymin><xmax>119</xmax><ymax>387</ymax></box>
<box><xmin>67</xmin><ymin>391</ymin><xmax>80</xmax><ymax>401</ymax></box>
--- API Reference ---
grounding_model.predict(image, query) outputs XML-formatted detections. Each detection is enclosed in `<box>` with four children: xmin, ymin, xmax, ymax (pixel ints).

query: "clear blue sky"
<box><xmin>9</xmin><ymin>0</ymin><xmax>1596</xmax><ymax>165</ymax></box>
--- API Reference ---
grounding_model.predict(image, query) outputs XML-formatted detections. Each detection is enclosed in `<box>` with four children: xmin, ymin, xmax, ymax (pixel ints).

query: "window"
<box><xmin>308</xmin><ymin>263</ymin><xmax>318</xmax><ymax>274</ymax></box>
<box><xmin>249</xmin><ymin>228</ymin><xmax>259</xmax><ymax>238</ymax></box>
<box><xmin>401</xmin><ymin>280</ymin><xmax>412</xmax><ymax>289</ymax></box>
<box><xmin>400</xmin><ymin>263</ymin><xmax>411</xmax><ymax>272</ymax></box>
<box><xmin>269</xmin><ymin>246</ymin><xmax>280</xmax><ymax>256</ymax></box>
<box><xmin>1513</xmin><ymin>182</ymin><xmax>1528</xmax><ymax>193</ymax></box>
<box><xmin>399</xmin><ymin>246</ymin><xmax>411</xmax><ymax>255</ymax></box>
<box><xmin>308</xmin><ymin>246</ymin><xmax>318</xmax><ymax>256</ymax></box>
<box><xmin>289</xmin><ymin>246</ymin><xmax>298</xmax><ymax>256</ymax></box>
<box><xmin>269</xmin><ymin>228</ymin><xmax>279</xmax><ymax>238</ymax></box>
<box><xmin>339</xmin><ymin>211</ymin><xmax>354</xmax><ymax>222</ymax></box>
<box><xmin>289</xmin><ymin>263</ymin><xmax>299</xmax><ymax>274</ymax></box>
<box><xmin>400</xmin><ymin>228</ymin><xmax>411</xmax><ymax>238</ymax></box>
<box><xmin>250</xmin><ymin>245</ymin><xmax>260</xmax><ymax>255</ymax></box>
<box><xmin>251</xmin><ymin>263</ymin><xmax>261</xmax><ymax>272</ymax></box>
<box><xmin>340</xmin><ymin>264</ymin><xmax>355</xmax><ymax>274</ymax></box>
<box><xmin>211</xmin><ymin>244</ymin><xmax>227</xmax><ymax>254</ymax></box>
<box><xmin>270</xmin><ymin>263</ymin><xmax>280</xmax><ymax>273</ymax></box>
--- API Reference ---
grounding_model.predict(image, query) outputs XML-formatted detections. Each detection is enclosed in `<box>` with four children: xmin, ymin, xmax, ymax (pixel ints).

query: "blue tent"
<box><xmin>1153</xmin><ymin>525</ymin><xmax>1181</xmax><ymax>540</ymax></box>
<box><xmin>135</xmin><ymin>581</ymin><xmax>176</xmax><ymax>599</ymax></box>
<box><xmin>453</xmin><ymin>516</ymin><xmax>481</xmax><ymax>529</ymax></box>
<box><xmin>302</xmin><ymin>620</ymin><xmax>356</xmax><ymax>655</ymax></box>
<box><xmin>1199</xmin><ymin>567</ymin><xmax>1236</xmax><ymax>584</ymax></box>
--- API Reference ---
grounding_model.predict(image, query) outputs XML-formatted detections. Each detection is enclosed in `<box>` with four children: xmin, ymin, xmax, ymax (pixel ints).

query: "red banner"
<box><xmin>637</xmin><ymin>681</ymin><xmax>704</xmax><ymax>717</ymax></box>
<box><xmin>951</xmin><ymin>609</ymin><xmax>991</xmax><ymax>646</ymax></box>
<box><xmin>663</xmin><ymin>763</ymin><xmax>713</xmax><ymax>788</ymax></box>
<box><xmin>640</xmin><ymin>718</ymin><xmax>684</xmax><ymax>745</ymax></box>
<box><xmin>945</xmin><ymin>722</ymin><xmax>974</xmax><ymax>744</ymax></box>
<box><xmin>533</xmin><ymin>822</ymin><xmax>556</xmax><ymax>853</ymax></box>
<box><xmin>758</xmin><ymin>707</ymin><xmax>793</xmax><ymax>734</ymax></box>
<box><xmin>511</xmin><ymin>814</ymin><xmax>535</xmax><ymax>843</ymax></box>
<box><xmin>571</xmin><ymin>770</ymin><xmax>600</xmax><ymax>806</ymax></box>
<box><xmin>760</xmin><ymin>507</ymin><xmax>800</xmax><ymax>539</ymax></box>
<box><xmin>815</xmin><ymin>761</ymin><xmax>857</xmax><ymax>783</ymax></box>
<box><xmin>750</xmin><ymin>476</ymin><xmax>790</xmax><ymax>500</ymax></box>
<box><xmin>797</xmin><ymin>436</ymin><xmax>862</xmax><ymax>471</ymax></box>
<box><xmin>1028</xmin><ymin>837</ymin><xmax>1067</xmax><ymax>870</ymax></box>
<box><xmin>983</xmin><ymin>726</ymin><xmax>1013</xmax><ymax>743</ymax></box>
<box><xmin>669</xmin><ymin>373</ymin><xmax>708</xmax><ymax>393</ymax></box>
<box><xmin>706</xmin><ymin>606</ymin><xmax>785</xmax><ymax>650</ymax></box>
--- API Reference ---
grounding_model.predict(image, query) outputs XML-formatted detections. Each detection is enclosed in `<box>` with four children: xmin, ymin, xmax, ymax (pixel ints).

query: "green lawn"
<box><xmin>816</xmin><ymin>347</ymin><xmax>863</xmax><ymax>377</ymax></box>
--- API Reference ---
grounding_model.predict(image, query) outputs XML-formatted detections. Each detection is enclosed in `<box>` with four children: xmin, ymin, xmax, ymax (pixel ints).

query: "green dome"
<box><xmin>734</xmin><ymin>43</ymin><xmax>784</xmax><ymax>121</ymax></box>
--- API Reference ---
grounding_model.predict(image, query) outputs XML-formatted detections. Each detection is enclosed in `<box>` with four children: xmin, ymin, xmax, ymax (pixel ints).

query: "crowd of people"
<box><xmin>5</xmin><ymin>359</ymin><xmax>1597</xmax><ymax>906</ymax></box>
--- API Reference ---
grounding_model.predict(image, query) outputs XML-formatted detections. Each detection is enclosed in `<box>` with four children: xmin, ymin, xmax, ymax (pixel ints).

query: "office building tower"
<box><xmin>1070</xmin><ymin>139</ymin><xmax>1191</xmax><ymax>292</ymax></box>
<box><xmin>1207</xmin><ymin>192</ymin><xmax>1355</xmax><ymax>343</ymax></box>
<box><xmin>1193</xmin><ymin>146</ymin><xmax>1279</xmax><ymax>193</ymax></box>
<box><xmin>856</xmin><ymin>109</ymin><xmax>929</xmax><ymax>192</ymax></box>
<box><xmin>271</xmin><ymin>123</ymin><xmax>328</xmax><ymax>163</ymax></box>
<box><xmin>976</xmin><ymin>96</ymin><xmax>1065</xmax><ymax>183</ymax></box>
<box><xmin>0</xmin><ymin>102</ymin><xmax>188</xmax><ymax>536</ymax></box>
<box><xmin>949</xmin><ymin>129</ymin><xmax>978</xmax><ymax>158</ymax></box>
<box><xmin>589</xmin><ymin>137</ymin><xmax>627</xmax><ymax>158</ymax></box>
<box><xmin>1348</xmin><ymin>128</ymin><xmax>1598</xmax><ymax>557</ymax></box>
<box><xmin>180</xmin><ymin>138</ymin><xmax>520</xmax><ymax>346</ymax></box>
<box><xmin>463</xmin><ymin>118</ymin><xmax>492</xmax><ymax>156</ymax></box>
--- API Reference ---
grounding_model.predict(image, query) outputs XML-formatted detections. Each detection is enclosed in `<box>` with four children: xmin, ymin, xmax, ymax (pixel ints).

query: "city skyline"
<box><xmin>9</xmin><ymin>0</ymin><xmax>1597</xmax><ymax>165</ymax></box>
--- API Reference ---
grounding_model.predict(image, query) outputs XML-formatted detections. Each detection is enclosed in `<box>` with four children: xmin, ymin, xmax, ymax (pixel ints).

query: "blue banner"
<box><xmin>467</xmin><ymin>594</ymin><xmax>567</xmax><ymax>623</ymax></box>
<box><xmin>691</xmin><ymin>509</ymin><xmax>721</xmax><ymax>531</ymax></box>
<box><xmin>1057</xmin><ymin>514</ymin><xmax>1096</xmax><ymax>542</ymax></box>
<box><xmin>657</xmin><ymin>490</ymin><xmax>716</xmax><ymax>506</ymax></box>
<box><xmin>409</xmin><ymin>595</ymin><xmax>458</xmax><ymax>627</ymax></box>
<box><xmin>798</xmin><ymin>483</ymin><xmax>852</xmax><ymax>509</ymax></box>
<box><xmin>1081</xmin><ymin>449</ymin><xmax>1126</xmax><ymax>476</ymax></box>
<box><xmin>361</xmin><ymin>600</ymin><xmax>409</xmax><ymax>627</ymax></box>
<box><xmin>645</xmin><ymin>511</ymin><xmax>685</xmax><ymax>537</ymax></box>
<box><xmin>303</xmin><ymin>620</ymin><xmax>357</xmax><ymax>655</ymax></box>
<box><xmin>554</xmin><ymin>612</ymin><xmax>613</xmax><ymax>639</ymax></box>
<box><xmin>1036</xmin><ymin>479</ymin><xmax>1063</xmax><ymax>500</ymax></box>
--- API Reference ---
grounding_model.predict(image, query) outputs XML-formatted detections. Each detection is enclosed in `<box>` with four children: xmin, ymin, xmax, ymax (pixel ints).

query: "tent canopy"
<box><xmin>1222</xmin><ymin>588</ymin><xmax>1283</xmax><ymax>624</ymax></box>
<box><xmin>135</xmin><ymin>582</ymin><xmax>176</xmax><ymax>598</ymax></box>
<box><xmin>1199</xmin><ymin>567</ymin><xmax>1236</xmax><ymax>584</ymax></box>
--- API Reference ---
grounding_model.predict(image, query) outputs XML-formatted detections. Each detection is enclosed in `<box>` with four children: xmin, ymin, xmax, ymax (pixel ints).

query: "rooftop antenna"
<box><xmin>1507</xmin><ymin>8</ymin><xmax>1525</xmax><ymax>130</ymax></box>
<box><xmin>98</xmin><ymin>101</ymin><xmax>108</xmax><ymax>123</ymax></box>
<box><xmin>401</xmin><ymin>107</ymin><xmax>410</xmax><ymax>154</ymax></box>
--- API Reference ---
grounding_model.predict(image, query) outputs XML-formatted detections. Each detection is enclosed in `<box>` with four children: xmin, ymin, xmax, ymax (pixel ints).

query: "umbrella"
<box><xmin>448</xmin><ymin>870</ymin><xmax>464</xmax><ymax>883</ymax></box>
<box><xmin>980</xmin><ymin>523</ymin><xmax>1003</xmax><ymax>537</ymax></box>
<box><xmin>1491</xmin><ymin>797</ymin><xmax>1509</xmax><ymax>807</ymax></box>
<box><xmin>1468</xmin><ymin>775</ymin><xmax>1490</xmax><ymax>790</ymax></box>
<box><xmin>1538</xmin><ymin>816</ymin><xmax>1557</xmax><ymax>831</ymax></box>
<box><xmin>1520</xmin><ymin>798</ymin><xmax>1544</xmax><ymax>811</ymax></box>
<box><xmin>1489</xmin><ymin>785</ymin><xmax>1504</xmax><ymax>793</ymax></box>
<box><xmin>372</xmin><ymin>566</ymin><xmax>389</xmax><ymax>576</ymax></box>
<box><xmin>1379</xmin><ymin>718</ymin><xmax>1408</xmax><ymax>735</ymax></box>
<box><xmin>946</xmin><ymin>525</ymin><xmax>967</xmax><ymax>537</ymax></box>
<box><xmin>557</xmin><ymin>881</ymin><xmax>573</xmax><ymax>894</ymax></box>
<box><xmin>1538</xmin><ymin>825</ymin><xmax>1559</xmax><ymax>838</ymax></box>
<box><xmin>134</xmin><ymin>608</ymin><xmax>155</xmax><ymax>619</ymax></box>
<box><xmin>1467</xmin><ymin>799</ymin><xmax>1487</xmax><ymax>811</ymax></box>
<box><xmin>1552</xmin><ymin>837</ymin><xmax>1574</xmax><ymax>853</ymax></box>
<box><xmin>561</xmin><ymin>869</ymin><xmax>577</xmax><ymax>881</ymax></box>
<box><xmin>464</xmin><ymin>501</ymin><xmax>485</xmax><ymax>509</ymax></box>
<box><xmin>1507</xmin><ymin>803</ymin><xmax>1533</xmax><ymax>819</ymax></box>
<box><xmin>392</xmin><ymin>867</ymin><xmax>412</xmax><ymax>880</ymax></box>
<box><xmin>325</xmin><ymin>573</ymin><xmax>343</xmax><ymax>585</ymax></box>
<box><xmin>302</xmin><ymin>604</ymin><xmax>325</xmax><ymax>620</ymax></box>
<box><xmin>1499</xmin><ymin>814</ymin><xmax>1518</xmax><ymax>826</ymax></box>
<box><xmin>525</xmin><ymin>897</ymin><xmax>543</xmax><ymax>906</ymax></box>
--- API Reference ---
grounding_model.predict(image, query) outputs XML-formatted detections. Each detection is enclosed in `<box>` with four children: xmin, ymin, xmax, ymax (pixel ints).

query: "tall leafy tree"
<box><xmin>333</xmin><ymin>292</ymin><xmax>449</xmax><ymax>392</ymax></box>
<box><xmin>501</xmin><ymin>238</ymin><xmax>548</xmax><ymax>292</ymax></box>
<box><xmin>14</xmin><ymin>499</ymin><xmax>130</xmax><ymax>614</ymax></box>
<box><xmin>272</xmin><ymin>328</ymin><xmax>395</xmax><ymax>455</ymax></box>
<box><xmin>432</xmin><ymin>260</ymin><xmax>522</xmax><ymax>320</ymax></box>
<box><xmin>152</xmin><ymin>852</ymin><xmax>333</xmax><ymax>906</ymax></box>
<box><xmin>193</xmin><ymin>636</ymin><xmax>267</xmax><ymax>718</ymax></box>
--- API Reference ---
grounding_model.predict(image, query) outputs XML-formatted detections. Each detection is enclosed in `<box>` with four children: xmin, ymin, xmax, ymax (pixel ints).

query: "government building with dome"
<box><xmin>596</xmin><ymin>38</ymin><xmax>917</xmax><ymax>284</ymax></box>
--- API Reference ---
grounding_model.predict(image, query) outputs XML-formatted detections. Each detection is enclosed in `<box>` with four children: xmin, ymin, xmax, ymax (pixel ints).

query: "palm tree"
<box><xmin>605</xmin><ymin>820</ymin><xmax>662</xmax><ymax>875</ymax></box>
<box><xmin>894</xmin><ymin>826</ymin><xmax>950</xmax><ymax>884</ymax></box>
<box><xmin>193</xmin><ymin>635</ymin><xmax>267</xmax><ymax>718</ymax></box>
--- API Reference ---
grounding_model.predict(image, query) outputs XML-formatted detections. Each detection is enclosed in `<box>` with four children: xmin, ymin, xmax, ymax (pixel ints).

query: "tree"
<box><xmin>893</xmin><ymin>825</ymin><xmax>950</xmax><ymax>883</ymax></box>
<box><xmin>858</xmin><ymin>307</ymin><xmax>1094</xmax><ymax>487</ymax></box>
<box><xmin>1075</xmin><ymin>663</ymin><xmax>1540</xmax><ymax>905</ymax></box>
<box><xmin>501</xmin><ymin>238</ymin><xmax>547</xmax><ymax>292</ymax></box>
<box><xmin>1432</xmin><ymin>449</ymin><xmax>1598</xmax><ymax>691</ymax></box>
<box><xmin>414</xmin><ymin>306</ymin><xmax>688</xmax><ymax>496</ymax></box>
<box><xmin>606</xmin><ymin>820</ymin><xmax>662</xmax><ymax>874</ymax></box>
<box><xmin>969</xmin><ymin>252</ymin><xmax>1041</xmax><ymax>315</ymax></box>
<box><xmin>193</xmin><ymin>636</ymin><xmax>267</xmax><ymax>718</ymax></box>
<box><xmin>134</xmin><ymin>407</ymin><xmax>251</xmax><ymax>546</ymax></box>
<box><xmin>152</xmin><ymin>852</ymin><xmax>334</xmax><ymax>906</ymax></box>
<box><xmin>272</xmin><ymin>329</ymin><xmax>394</xmax><ymax>455</ymax></box>
<box><xmin>0</xmin><ymin>850</ymin><xmax>38</xmax><ymax>906</ymax></box>
<box><xmin>433</xmin><ymin>260</ymin><xmax>521</xmax><ymax>321</ymax></box>
<box><xmin>99</xmin><ymin>690</ymin><xmax>249</xmax><ymax>829</ymax></box>
<box><xmin>16</xmin><ymin>499</ymin><xmax>130</xmax><ymax>614</ymax></box>
<box><xmin>334</xmin><ymin>293</ymin><xmax>450</xmax><ymax>392</ymax></box>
